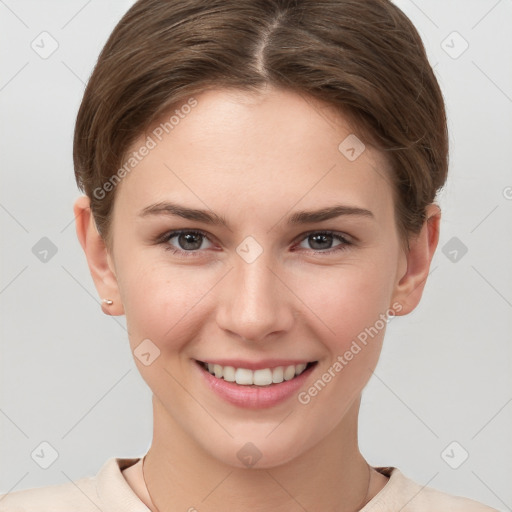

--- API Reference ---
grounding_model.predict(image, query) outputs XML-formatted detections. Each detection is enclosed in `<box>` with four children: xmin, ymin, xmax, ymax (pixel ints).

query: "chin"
<box><xmin>197</xmin><ymin>428</ymin><xmax>317</xmax><ymax>470</ymax></box>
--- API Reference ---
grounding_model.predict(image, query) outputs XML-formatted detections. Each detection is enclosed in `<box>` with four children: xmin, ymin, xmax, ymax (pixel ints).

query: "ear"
<box><xmin>391</xmin><ymin>203</ymin><xmax>441</xmax><ymax>315</ymax></box>
<box><xmin>74</xmin><ymin>195</ymin><xmax>124</xmax><ymax>316</ymax></box>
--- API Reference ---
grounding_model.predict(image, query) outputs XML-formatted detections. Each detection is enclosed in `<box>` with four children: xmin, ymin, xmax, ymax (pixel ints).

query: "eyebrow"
<box><xmin>138</xmin><ymin>201</ymin><xmax>374</xmax><ymax>227</ymax></box>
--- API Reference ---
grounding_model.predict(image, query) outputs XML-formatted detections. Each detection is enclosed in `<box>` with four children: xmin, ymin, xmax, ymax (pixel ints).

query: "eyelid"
<box><xmin>158</xmin><ymin>228</ymin><xmax>216</xmax><ymax>255</ymax></box>
<box><xmin>157</xmin><ymin>228</ymin><xmax>211</xmax><ymax>244</ymax></box>
<box><xmin>294</xmin><ymin>229</ymin><xmax>353</xmax><ymax>244</ymax></box>
<box><xmin>292</xmin><ymin>230</ymin><xmax>353</xmax><ymax>253</ymax></box>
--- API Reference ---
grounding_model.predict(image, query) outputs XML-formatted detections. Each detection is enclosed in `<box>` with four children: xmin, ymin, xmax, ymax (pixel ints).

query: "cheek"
<box><xmin>117</xmin><ymin>258</ymin><xmax>220</xmax><ymax>396</ymax></box>
<box><xmin>295</xmin><ymin>260</ymin><xmax>396</xmax><ymax>423</ymax></box>
<box><xmin>298</xmin><ymin>258</ymin><xmax>396</xmax><ymax>347</ymax></box>
<box><xmin>118</xmin><ymin>256</ymin><xmax>219</xmax><ymax>348</ymax></box>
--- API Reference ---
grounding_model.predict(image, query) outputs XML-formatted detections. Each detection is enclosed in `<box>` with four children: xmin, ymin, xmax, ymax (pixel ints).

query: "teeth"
<box><xmin>203</xmin><ymin>362</ymin><xmax>310</xmax><ymax>386</ymax></box>
<box><xmin>254</xmin><ymin>369</ymin><xmax>273</xmax><ymax>386</ymax></box>
<box><xmin>295</xmin><ymin>363</ymin><xmax>307</xmax><ymax>374</ymax></box>
<box><xmin>272</xmin><ymin>366</ymin><xmax>284</xmax><ymax>384</ymax></box>
<box><xmin>223</xmin><ymin>366</ymin><xmax>236</xmax><ymax>382</ymax></box>
<box><xmin>235</xmin><ymin>368</ymin><xmax>253</xmax><ymax>385</ymax></box>
<box><xmin>284</xmin><ymin>365</ymin><xmax>296</xmax><ymax>381</ymax></box>
<box><xmin>213</xmin><ymin>364</ymin><xmax>223</xmax><ymax>378</ymax></box>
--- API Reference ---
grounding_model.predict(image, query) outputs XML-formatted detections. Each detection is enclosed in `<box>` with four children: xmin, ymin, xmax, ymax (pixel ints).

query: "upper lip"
<box><xmin>196</xmin><ymin>358</ymin><xmax>316</xmax><ymax>371</ymax></box>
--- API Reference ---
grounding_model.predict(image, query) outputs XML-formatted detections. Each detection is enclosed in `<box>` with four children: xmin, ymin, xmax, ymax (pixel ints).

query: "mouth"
<box><xmin>195</xmin><ymin>360</ymin><xmax>318</xmax><ymax>387</ymax></box>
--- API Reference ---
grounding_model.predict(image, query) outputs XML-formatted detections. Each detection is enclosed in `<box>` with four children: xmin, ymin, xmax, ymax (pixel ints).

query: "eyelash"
<box><xmin>157</xmin><ymin>229</ymin><xmax>353</xmax><ymax>257</ymax></box>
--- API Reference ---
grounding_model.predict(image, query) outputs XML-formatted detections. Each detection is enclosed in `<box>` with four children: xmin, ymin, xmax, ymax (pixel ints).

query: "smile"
<box><xmin>194</xmin><ymin>359</ymin><xmax>318</xmax><ymax>408</ymax></box>
<box><xmin>198</xmin><ymin>361</ymin><xmax>315</xmax><ymax>386</ymax></box>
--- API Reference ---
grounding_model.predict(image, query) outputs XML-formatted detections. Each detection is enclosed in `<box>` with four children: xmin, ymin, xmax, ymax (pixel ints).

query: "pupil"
<box><xmin>310</xmin><ymin>234</ymin><xmax>332</xmax><ymax>250</ymax></box>
<box><xmin>179</xmin><ymin>233</ymin><xmax>202</xmax><ymax>250</ymax></box>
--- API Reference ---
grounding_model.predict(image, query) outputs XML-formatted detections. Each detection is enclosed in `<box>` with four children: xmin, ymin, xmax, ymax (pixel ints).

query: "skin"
<box><xmin>75</xmin><ymin>85</ymin><xmax>440</xmax><ymax>512</ymax></box>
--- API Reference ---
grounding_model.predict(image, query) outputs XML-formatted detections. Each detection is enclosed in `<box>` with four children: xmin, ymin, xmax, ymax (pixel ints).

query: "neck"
<box><xmin>142</xmin><ymin>397</ymin><xmax>379</xmax><ymax>512</ymax></box>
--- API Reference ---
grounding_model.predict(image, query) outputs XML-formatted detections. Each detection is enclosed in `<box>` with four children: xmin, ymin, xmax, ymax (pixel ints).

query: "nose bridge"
<box><xmin>216</xmin><ymin>250</ymin><xmax>293</xmax><ymax>342</ymax></box>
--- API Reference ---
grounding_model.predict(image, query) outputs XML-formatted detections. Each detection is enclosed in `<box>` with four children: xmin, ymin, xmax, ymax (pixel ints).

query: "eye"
<box><xmin>157</xmin><ymin>229</ymin><xmax>352</xmax><ymax>257</ymax></box>
<box><xmin>296</xmin><ymin>231</ymin><xmax>352</xmax><ymax>253</ymax></box>
<box><xmin>162</xmin><ymin>230</ymin><xmax>213</xmax><ymax>254</ymax></box>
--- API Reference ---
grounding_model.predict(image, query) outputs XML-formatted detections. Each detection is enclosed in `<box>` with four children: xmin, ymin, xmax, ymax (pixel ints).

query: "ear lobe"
<box><xmin>73</xmin><ymin>195</ymin><xmax>124</xmax><ymax>316</ymax></box>
<box><xmin>392</xmin><ymin>204</ymin><xmax>441</xmax><ymax>315</ymax></box>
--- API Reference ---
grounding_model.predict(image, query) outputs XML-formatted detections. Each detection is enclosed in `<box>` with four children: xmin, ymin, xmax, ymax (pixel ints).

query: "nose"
<box><xmin>215</xmin><ymin>253</ymin><xmax>295</xmax><ymax>343</ymax></box>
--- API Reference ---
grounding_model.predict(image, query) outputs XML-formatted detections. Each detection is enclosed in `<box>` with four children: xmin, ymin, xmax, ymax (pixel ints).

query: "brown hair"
<box><xmin>73</xmin><ymin>0</ymin><xmax>448</xmax><ymax>248</ymax></box>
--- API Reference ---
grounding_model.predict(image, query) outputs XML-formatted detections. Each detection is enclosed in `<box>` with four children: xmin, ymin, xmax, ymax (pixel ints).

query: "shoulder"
<box><xmin>363</xmin><ymin>466</ymin><xmax>498</xmax><ymax>512</ymax></box>
<box><xmin>0</xmin><ymin>475</ymin><xmax>98</xmax><ymax>512</ymax></box>
<box><xmin>0</xmin><ymin>457</ymin><xmax>142</xmax><ymax>512</ymax></box>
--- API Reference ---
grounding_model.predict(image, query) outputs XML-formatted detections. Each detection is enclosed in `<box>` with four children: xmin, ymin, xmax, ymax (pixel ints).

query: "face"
<box><xmin>101</xmin><ymin>87</ymin><xmax>411</xmax><ymax>468</ymax></box>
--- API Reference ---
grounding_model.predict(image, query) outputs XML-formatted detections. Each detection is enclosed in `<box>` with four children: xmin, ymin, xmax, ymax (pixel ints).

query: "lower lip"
<box><xmin>195</xmin><ymin>361</ymin><xmax>316</xmax><ymax>409</ymax></box>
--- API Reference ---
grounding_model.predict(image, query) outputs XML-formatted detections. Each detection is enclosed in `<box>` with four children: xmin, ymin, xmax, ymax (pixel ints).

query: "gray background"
<box><xmin>1</xmin><ymin>0</ymin><xmax>511</xmax><ymax>509</ymax></box>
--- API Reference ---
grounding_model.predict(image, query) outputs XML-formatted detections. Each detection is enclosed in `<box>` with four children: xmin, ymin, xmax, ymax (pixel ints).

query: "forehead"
<box><xmin>114</xmin><ymin>87</ymin><xmax>395</xmax><ymax>225</ymax></box>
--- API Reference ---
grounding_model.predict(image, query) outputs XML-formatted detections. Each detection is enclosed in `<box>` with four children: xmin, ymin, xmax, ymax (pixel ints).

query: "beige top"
<box><xmin>0</xmin><ymin>457</ymin><xmax>498</xmax><ymax>511</ymax></box>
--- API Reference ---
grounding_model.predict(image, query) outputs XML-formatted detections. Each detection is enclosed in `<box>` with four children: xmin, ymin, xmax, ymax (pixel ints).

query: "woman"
<box><xmin>0</xmin><ymin>0</ymin><xmax>498</xmax><ymax>510</ymax></box>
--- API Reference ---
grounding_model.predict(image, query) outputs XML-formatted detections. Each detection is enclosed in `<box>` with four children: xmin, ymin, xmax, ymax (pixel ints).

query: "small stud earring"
<box><xmin>102</xmin><ymin>298</ymin><xmax>114</xmax><ymax>306</ymax></box>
